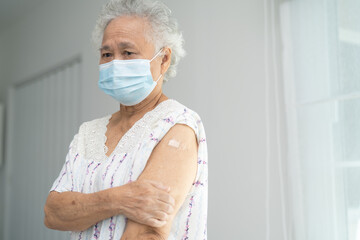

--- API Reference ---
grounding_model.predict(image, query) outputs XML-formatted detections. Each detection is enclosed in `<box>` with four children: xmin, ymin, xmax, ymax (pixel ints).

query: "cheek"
<box><xmin>150</xmin><ymin>60</ymin><xmax>162</xmax><ymax>76</ymax></box>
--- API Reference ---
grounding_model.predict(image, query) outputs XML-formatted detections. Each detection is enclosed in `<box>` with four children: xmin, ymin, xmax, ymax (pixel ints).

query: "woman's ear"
<box><xmin>161</xmin><ymin>47</ymin><xmax>172</xmax><ymax>75</ymax></box>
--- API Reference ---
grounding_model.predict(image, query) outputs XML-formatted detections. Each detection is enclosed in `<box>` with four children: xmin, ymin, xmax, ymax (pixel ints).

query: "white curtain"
<box><xmin>280</xmin><ymin>0</ymin><xmax>360</xmax><ymax>240</ymax></box>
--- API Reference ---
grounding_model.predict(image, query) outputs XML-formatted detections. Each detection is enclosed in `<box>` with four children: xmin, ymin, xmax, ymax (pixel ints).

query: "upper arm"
<box><xmin>122</xmin><ymin>123</ymin><xmax>198</xmax><ymax>238</ymax></box>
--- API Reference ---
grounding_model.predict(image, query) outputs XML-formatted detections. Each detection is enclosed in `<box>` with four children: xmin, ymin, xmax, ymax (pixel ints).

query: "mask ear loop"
<box><xmin>155</xmin><ymin>74</ymin><xmax>163</xmax><ymax>83</ymax></box>
<box><xmin>151</xmin><ymin>48</ymin><xmax>164</xmax><ymax>83</ymax></box>
<box><xmin>150</xmin><ymin>48</ymin><xmax>164</xmax><ymax>62</ymax></box>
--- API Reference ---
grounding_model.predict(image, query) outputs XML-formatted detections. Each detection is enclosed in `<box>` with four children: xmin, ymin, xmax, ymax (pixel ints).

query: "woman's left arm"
<box><xmin>120</xmin><ymin>123</ymin><xmax>199</xmax><ymax>240</ymax></box>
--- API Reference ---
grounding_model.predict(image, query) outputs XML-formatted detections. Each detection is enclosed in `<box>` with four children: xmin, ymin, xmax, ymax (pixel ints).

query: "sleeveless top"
<box><xmin>49</xmin><ymin>99</ymin><xmax>208</xmax><ymax>240</ymax></box>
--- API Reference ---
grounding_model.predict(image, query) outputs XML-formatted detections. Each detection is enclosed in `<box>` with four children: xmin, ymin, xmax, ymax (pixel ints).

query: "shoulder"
<box><xmin>162</xmin><ymin>99</ymin><xmax>203</xmax><ymax>129</ymax></box>
<box><xmin>78</xmin><ymin>114</ymin><xmax>111</xmax><ymax>133</ymax></box>
<box><xmin>166</xmin><ymin>99</ymin><xmax>202</xmax><ymax>120</ymax></box>
<box><xmin>149</xmin><ymin>99</ymin><xmax>206</xmax><ymax>146</ymax></box>
<box><xmin>169</xmin><ymin>100</ymin><xmax>205</xmax><ymax>140</ymax></box>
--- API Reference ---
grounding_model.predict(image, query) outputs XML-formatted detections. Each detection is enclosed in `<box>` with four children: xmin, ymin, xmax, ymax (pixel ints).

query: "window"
<box><xmin>281</xmin><ymin>0</ymin><xmax>360</xmax><ymax>239</ymax></box>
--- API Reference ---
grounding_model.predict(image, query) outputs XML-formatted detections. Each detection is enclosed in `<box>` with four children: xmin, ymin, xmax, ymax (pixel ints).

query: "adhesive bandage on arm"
<box><xmin>168</xmin><ymin>139</ymin><xmax>180</xmax><ymax>149</ymax></box>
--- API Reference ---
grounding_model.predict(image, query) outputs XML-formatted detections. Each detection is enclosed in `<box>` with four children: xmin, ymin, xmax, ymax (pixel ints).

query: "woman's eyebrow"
<box><xmin>99</xmin><ymin>45</ymin><xmax>112</xmax><ymax>51</ymax></box>
<box><xmin>99</xmin><ymin>42</ymin><xmax>137</xmax><ymax>52</ymax></box>
<box><xmin>118</xmin><ymin>41</ymin><xmax>137</xmax><ymax>49</ymax></box>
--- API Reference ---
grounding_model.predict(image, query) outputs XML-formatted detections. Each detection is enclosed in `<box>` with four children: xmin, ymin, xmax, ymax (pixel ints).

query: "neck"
<box><xmin>118</xmin><ymin>91</ymin><xmax>167</xmax><ymax>120</ymax></box>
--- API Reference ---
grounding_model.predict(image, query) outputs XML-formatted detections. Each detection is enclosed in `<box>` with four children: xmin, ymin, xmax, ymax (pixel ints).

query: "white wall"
<box><xmin>0</xmin><ymin>0</ymin><xmax>288</xmax><ymax>239</ymax></box>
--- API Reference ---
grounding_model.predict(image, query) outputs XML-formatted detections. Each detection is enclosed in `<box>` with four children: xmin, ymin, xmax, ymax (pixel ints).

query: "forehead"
<box><xmin>102</xmin><ymin>16</ymin><xmax>153</xmax><ymax>49</ymax></box>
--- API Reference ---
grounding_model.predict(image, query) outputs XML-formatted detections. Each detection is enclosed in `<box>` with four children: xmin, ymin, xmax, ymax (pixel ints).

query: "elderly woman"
<box><xmin>43</xmin><ymin>0</ymin><xmax>208</xmax><ymax>239</ymax></box>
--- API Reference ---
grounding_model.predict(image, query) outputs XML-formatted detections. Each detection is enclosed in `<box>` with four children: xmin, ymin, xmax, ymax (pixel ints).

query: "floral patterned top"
<box><xmin>49</xmin><ymin>99</ymin><xmax>208</xmax><ymax>240</ymax></box>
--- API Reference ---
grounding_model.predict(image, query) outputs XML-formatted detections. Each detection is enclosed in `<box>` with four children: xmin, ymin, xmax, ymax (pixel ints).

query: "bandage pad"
<box><xmin>168</xmin><ymin>139</ymin><xmax>180</xmax><ymax>148</ymax></box>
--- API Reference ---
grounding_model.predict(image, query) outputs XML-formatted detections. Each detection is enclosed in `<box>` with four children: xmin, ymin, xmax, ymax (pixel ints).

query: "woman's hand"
<box><xmin>113</xmin><ymin>179</ymin><xmax>175</xmax><ymax>228</ymax></box>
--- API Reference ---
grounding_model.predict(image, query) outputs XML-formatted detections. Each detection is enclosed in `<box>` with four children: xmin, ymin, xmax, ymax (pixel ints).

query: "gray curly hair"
<box><xmin>92</xmin><ymin>0</ymin><xmax>186</xmax><ymax>82</ymax></box>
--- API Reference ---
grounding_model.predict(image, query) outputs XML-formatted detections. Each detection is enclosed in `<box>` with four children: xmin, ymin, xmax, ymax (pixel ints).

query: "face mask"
<box><xmin>98</xmin><ymin>49</ymin><xmax>163</xmax><ymax>106</ymax></box>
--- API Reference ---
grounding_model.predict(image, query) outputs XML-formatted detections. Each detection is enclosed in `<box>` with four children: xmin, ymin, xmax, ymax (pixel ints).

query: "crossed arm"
<box><xmin>44</xmin><ymin>124</ymin><xmax>198</xmax><ymax>239</ymax></box>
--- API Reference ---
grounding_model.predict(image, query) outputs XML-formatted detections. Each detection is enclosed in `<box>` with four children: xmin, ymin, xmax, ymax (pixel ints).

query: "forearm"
<box><xmin>120</xmin><ymin>220</ymin><xmax>169</xmax><ymax>240</ymax></box>
<box><xmin>44</xmin><ymin>188</ymin><xmax>119</xmax><ymax>231</ymax></box>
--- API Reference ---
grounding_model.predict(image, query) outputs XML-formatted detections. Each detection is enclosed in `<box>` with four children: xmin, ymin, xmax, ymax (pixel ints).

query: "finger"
<box><xmin>146</xmin><ymin>218</ymin><xmax>167</xmax><ymax>228</ymax></box>
<box><xmin>158</xmin><ymin>192</ymin><xmax>175</xmax><ymax>206</ymax></box>
<box><xmin>155</xmin><ymin>201</ymin><xmax>174</xmax><ymax>214</ymax></box>
<box><xmin>152</xmin><ymin>211</ymin><xmax>169</xmax><ymax>221</ymax></box>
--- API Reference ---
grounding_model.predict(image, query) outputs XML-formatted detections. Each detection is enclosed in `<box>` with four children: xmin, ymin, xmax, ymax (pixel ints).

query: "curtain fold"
<box><xmin>281</xmin><ymin>0</ymin><xmax>360</xmax><ymax>239</ymax></box>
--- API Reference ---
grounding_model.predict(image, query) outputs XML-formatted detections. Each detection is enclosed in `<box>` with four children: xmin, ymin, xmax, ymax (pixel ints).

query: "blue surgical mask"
<box><xmin>98</xmin><ymin>49</ymin><xmax>163</xmax><ymax>106</ymax></box>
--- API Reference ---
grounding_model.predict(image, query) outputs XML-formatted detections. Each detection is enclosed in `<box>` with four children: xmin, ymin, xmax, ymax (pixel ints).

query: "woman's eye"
<box><xmin>124</xmin><ymin>51</ymin><xmax>134</xmax><ymax>56</ymax></box>
<box><xmin>102</xmin><ymin>53</ymin><xmax>112</xmax><ymax>58</ymax></box>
